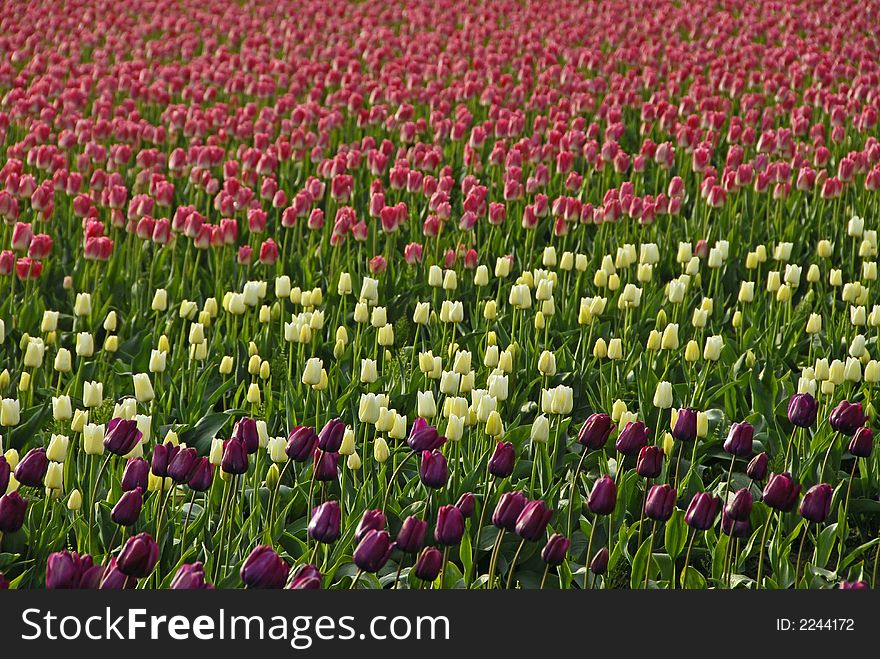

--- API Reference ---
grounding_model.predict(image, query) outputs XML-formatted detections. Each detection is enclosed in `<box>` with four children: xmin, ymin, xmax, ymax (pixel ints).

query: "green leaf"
<box><xmin>680</xmin><ymin>565</ymin><xmax>706</xmax><ymax>589</ymax></box>
<box><xmin>665</xmin><ymin>508</ymin><xmax>687</xmax><ymax>559</ymax></box>
<box><xmin>630</xmin><ymin>536</ymin><xmax>654</xmax><ymax>589</ymax></box>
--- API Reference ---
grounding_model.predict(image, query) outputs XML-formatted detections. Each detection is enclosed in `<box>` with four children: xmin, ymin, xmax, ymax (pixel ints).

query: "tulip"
<box><xmin>395</xmin><ymin>516</ymin><xmax>427</xmax><ymax>554</ymax></box>
<box><xmin>221</xmin><ymin>439</ymin><xmax>249</xmax><ymax>475</ymax></box>
<box><xmin>354</xmin><ymin>509</ymin><xmax>386</xmax><ymax>544</ymax></box>
<box><xmin>122</xmin><ymin>458</ymin><xmax>150</xmax><ymax>492</ymax></box>
<box><xmin>578</xmin><ymin>413</ymin><xmax>614</xmax><ymax>449</ymax></box>
<box><xmin>685</xmin><ymin>492</ymin><xmax>719</xmax><ymax>530</ymax></box>
<box><xmin>353</xmin><ymin>529</ymin><xmax>393</xmax><ymax>573</ymax></box>
<box><xmin>762</xmin><ymin>473</ymin><xmax>802</xmax><ymax>511</ymax></box>
<box><xmin>589</xmin><ymin>547</ymin><xmax>609</xmax><ymax>575</ymax></box>
<box><xmin>46</xmin><ymin>551</ymin><xmax>93</xmax><ymax>589</ymax></box>
<box><xmin>799</xmin><ymin>483</ymin><xmax>833</xmax><ymax>523</ymax></box>
<box><xmin>455</xmin><ymin>492</ymin><xmax>475</xmax><ymax>517</ymax></box>
<box><xmin>747</xmin><ymin>452</ymin><xmax>769</xmax><ymax>480</ymax></box>
<box><xmin>116</xmin><ymin>533</ymin><xmax>159</xmax><ymax>578</ymax></box>
<box><xmin>288</xmin><ymin>564</ymin><xmax>322</xmax><ymax>589</ymax></box>
<box><xmin>420</xmin><ymin>449</ymin><xmax>448</xmax><ymax>488</ymax></box>
<box><xmin>723</xmin><ymin>422</ymin><xmax>754</xmax><ymax>456</ymax></box>
<box><xmin>232</xmin><ymin>417</ymin><xmax>260</xmax><ymax>454</ymax></box>
<box><xmin>588</xmin><ymin>475</ymin><xmax>617</xmax><ymax>515</ymax></box>
<box><xmin>167</xmin><ymin>447</ymin><xmax>198</xmax><ymax>483</ymax></box>
<box><xmin>318</xmin><ymin>418</ymin><xmax>345</xmax><ymax>452</ymax></box>
<box><xmin>645</xmin><ymin>484</ymin><xmax>676</xmax><ymax>521</ymax></box>
<box><xmin>151</xmin><ymin>441</ymin><xmax>179</xmax><ymax>478</ymax></box>
<box><xmin>0</xmin><ymin>492</ymin><xmax>26</xmax><ymax>532</ymax></box>
<box><xmin>308</xmin><ymin>501</ymin><xmax>341</xmax><ymax>544</ymax></box>
<box><xmin>487</xmin><ymin>441</ymin><xmax>515</xmax><ymax>478</ymax></box>
<box><xmin>111</xmin><ymin>488</ymin><xmax>143</xmax><ymax>526</ymax></box>
<box><xmin>515</xmin><ymin>500</ymin><xmax>553</xmax><ymax>541</ymax></box>
<box><xmin>724</xmin><ymin>488</ymin><xmax>753</xmax><ymax>522</ymax></box>
<box><xmin>541</xmin><ymin>534</ymin><xmax>570</xmax><ymax>566</ymax></box>
<box><xmin>103</xmin><ymin>418</ymin><xmax>142</xmax><ymax>456</ymax></box>
<box><xmin>839</xmin><ymin>581</ymin><xmax>869</xmax><ymax>590</ymax></box>
<box><xmin>636</xmin><ymin>445</ymin><xmax>663</xmax><ymax>478</ymax></box>
<box><xmin>787</xmin><ymin>393</ymin><xmax>818</xmax><ymax>428</ymax></box>
<box><xmin>408</xmin><ymin>419</ymin><xmax>445</xmax><ymax>452</ymax></box>
<box><xmin>616</xmin><ymin>421</ymin><xmax>649</xmax><ymax>455</ymax></box>
<box><xmin>435</xmin><ymin>504</ymin><xmax>466</xmax><ymax>545</ymax></box>
<box><xmin>240</xmin><ymin>545</ymin><xmax>289</xmax><ymax>588</ymax></box>
<box><xmin>493</xmin><ymin>491</ymin><xmax>528</xmax><ymax>531</ymax></box>
<box><xmin>413</xmin><ymin>546</ymin><xmax>443</xmax><ymax>581</ymax></box>
<box><xmin>286</xmin><ymin>426</ymin><xmax>319</xmax><ymax>462</ymax></box>
<box><xmin>187</xmin><ymin>458</ymin><xmax>213</xmax><ymax>492</ymax></box>
<box><xmin>671</xmin><ymin>408</ymin><xmax>698</xmax><ymax>442</ymax></box>
<box><xmin>721</xmin><ymin>509</ymin><xmax>750</xmax><ymax>538</ymax></box>
<box><xmin>313</xmin><ymin>449</ymin><xmax>339</xmax><ymax>481</ymax></box>
<box><xmin>170</xmin><ymin>563</ymin><xmax>213</xmax><ymax>590</ymax></box>
<box><xmin>0</xmin><ymin>456</ymin><xmax>9</xmax><ymax>496</ymax></box>
<box><xmin>848</xmin><ymin>427</ymin><xmax>873</xmax><ymax>457</ymax></box>
<box><xmin>829</xmin><ymin>401</ymin><xmax>867</xmax><ymax>436</ymax></box>
<box><xmin>13</xmin><ymin>447</ymin><xmax>48</xmax><ymax>487</ymax></box>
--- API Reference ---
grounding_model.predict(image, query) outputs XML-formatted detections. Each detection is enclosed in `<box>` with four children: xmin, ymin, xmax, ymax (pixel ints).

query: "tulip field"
<box><xmin>0</xmin><ymin>0</ymin><xmax>879</xmax><ymax>591</ymax></box>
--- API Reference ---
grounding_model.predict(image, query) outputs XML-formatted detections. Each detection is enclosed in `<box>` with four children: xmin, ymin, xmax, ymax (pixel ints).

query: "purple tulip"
<box><xmin>747</xmin><ymin>452</ymin><xmax>769</xmax><ymax>481</ymax></box>
<box><xmin>492</xmin><ymin>491</ymin><xmax>528</xmax><ymax>531</ymax></box>
<box><xmin>671</xmin><ymin>408</ymin><xmax>698</xmax><ymax>442</ymax></box>
<box><xmin>829</xmin><ymin>401</ymin><xmax>867</xmax><ymax>436</ymax></box>
<box><xmin>232</xmin><ymin>417</ymin><xmax>260</xmax><ymax>454</ymax></box>
<box><xmin>685</xmin><ymin>492</ymin><xmax>719</xmax><ymax>530</ymax></box>
<box><xmin>220</xmin><ymin>438</ymin><xmax>249</xmax><ymax>475</ymax></box>
<box><xmin>394</xmin><ymin>516</ymin><xmax>427</xmax><ymax>554</ymax></box>
<box><xmin>723</xmin><ymin>421</ymin><xmax>754</xmax><ymax>457</ymax></box>
<box><xmin>799</xmin><ymin>483</ymin><xmax>833</xmax><ymax>523</ymax></box>
<box><xmin>434</xmin><ymin>504</ymin><xmax>465</xmax><ymax>545</ymax></box>
<box><xmin>167</xmin><ymin>447</ymin><xmax>199</xmax><ymax>483</ymax></box>
<box><xmin>353</xmin><ymin>529</ymin><xmax>393</xmax><ymax>573</ymax></box>
<box><xmin>121</xmin><ymin>457</ymin><xmax>149</xmax><ymax>492</ymax></box>
<box><xmin>308</xmin><ymin>501</ymin><xmax>341</xmax><ymax>544</ymax></box>
<box><xmin>0</xmin><ymin>492</ymin><xmax>27</xmax><ymax>532</ymax></box>
<box><xmin>787</xmin><ymin>393</ymin><xmax>818</xmax><ymax>428</ymax></box>
<box><xmin>487</xmin><ymin>441</ymin><xmax>515</xmax><ymax>478</ymax></box>
<box><xmin>541</xmin><ymin>533</ymin><xmax>570</xmax><ymax>566</ymax></box>
<box><xmin>355</xmin><ymin>509</ymin><xmax>386</xmax><ymax>544</ymax></box>
<box><xmin>589</xmin><ymin>547</ymin><xmax>609</xmax><ymax>575</ymax></box>
<box><xmin>616</xmin><ymin>421</ymin><xmax>649</xmax><ymax>456</ymax></box>
<box><xmin>420</xmin><ymin>449</ymin><xmax>448</xmax><ymax>489</ymax></box>
<box><xmin>317</xmin><ymin>418</ymin><xmax>345</xmax><ymax>452</ymax></box>
<box><xmin>408</xmin><ymin>418</ymin><xmax>446</xmax><ymax>452</ymax></box>
<box><xmin>116</xmin><ymin>533</ymin><xmax>159</xmax><ymax>578</ymax></box>
<box><xmin>46</xmin><ymin>550</ymin><xmax>93</xmax><ymax>589</ymax></box>
<box><xmin>82</xmin><ymin>558</ymin><xmax>135</xmax><ymax>589</ymax></box>
<box><xmin>588</xmin><ymin>475</ymin><xmax>617</xmax><ymax>515</ymax></box>
<box><xmin>578</xmin><ymin>413</ymin><xmax>614</xmax><ymax>450</ymax></box>
<box><xmin>111</xmin><ymin>487</ymin><xmax>143</xmax><ymax>526</ymax></box>
<box><xmin>848</xmin><ymin>427</ymin><xmax>873</xmax><ymax>458</ymax></box>
<box><xmin>413</xmin><ymin>546</ymin><xmax>443</xmax><ymax>581</ymax></box>
<box><xmin>762</xmin><ymin>472</ymin><xmax>802</xmax><ymax>511</ymax></box>
<box><xmin>0</xmin><ymin>456</ymin><xmax>9</xmax><ymax>495</ymax></box>
<box><xmin>724</xmin><ymin>488</ymin><xmax>753</xmax><ymax>522</ymax></box>
<box><xmin>187</xmin><ymin>458</ymin><xmax>214</xmax><ymax>492</ymax></box>
<box><xmin>288</xmin><ymin>564</ymin><xmax>321</xmax><ymax>589</ymax></box>
<box><xmin>839</xmin><ymin>580</ymin><xmax>869</xmax><ymax>589</ymax></box>
<box><xmin>170</xmin><ymin>562</ymin><xmax>213</xmax><ymax>589</ymax></box>
<box><xmin>240</xmin><ymin>545</ymin><xmax>290</xmax><ymax>588</ymax></box>
<box><xmin>14</xmin><ymin>447</ymin><xmax>48</xmax><ymax>487</ymax></box>
<box><xmin>645</xmin><ymin>484</ymin><xmax>676</xmax><ymax>521</ymax></box>
<box><xmin>0</xmin><ymin>573</ymin><xmax>8</xmax><ymax>589</ymax></box>
<box><xmin>312</xmin><ymin>449</ymin><xmax>339</xmax><ymax>481</ymax></box>
<box><xmin>515</xmin><ymin>500</ymin><xmax>553</xmax><ymax>542</ymax></box>
<box><xmin>286</xmin><ymin>426</ymin><xmax>319</xmax><ymax>462</ymax></box>
<box><xmin>103</xmin><ymin>418</ymin><xmax>142</xmax><ymax>456</ymax></box>
<box><xmin>636</xmin><ymin>445</ymin><xmax>663</xmax><ymax>478</ymax></box>
<box><xmin>455</xmin><ymin>492</ymin><xmax>475</xmax><ymax>517</ymax></box>
<box><xmin>151</xmin><ymin>441</ymin><xmax>179</xmax><ymax>478</ymax></box>
<box><xmin>721</xmin><ymin>509</ymin><xmax>750</xmax><ymax>538</ymax></box>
